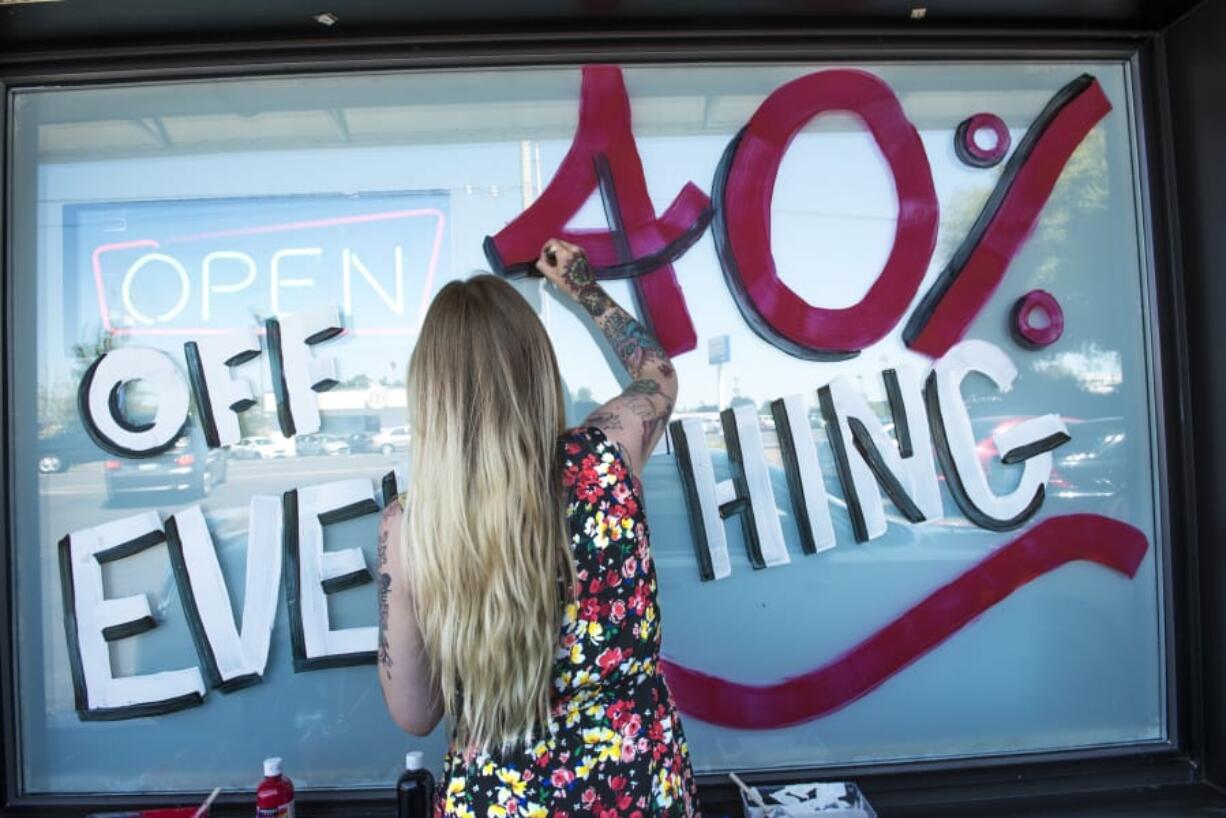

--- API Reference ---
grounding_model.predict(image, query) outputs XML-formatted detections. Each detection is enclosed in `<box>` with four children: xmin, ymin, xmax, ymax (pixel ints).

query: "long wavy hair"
<box><xmin>401</xmin><ymin>274</ymin><xmax>576</xmax><ymax>752</ymax></box>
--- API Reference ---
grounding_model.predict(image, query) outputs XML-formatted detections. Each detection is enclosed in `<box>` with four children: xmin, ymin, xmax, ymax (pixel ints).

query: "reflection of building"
<box><xmin>262</xmin><ymin>387</ymin><xmax>406</xmax><ymax>432</ymax></box>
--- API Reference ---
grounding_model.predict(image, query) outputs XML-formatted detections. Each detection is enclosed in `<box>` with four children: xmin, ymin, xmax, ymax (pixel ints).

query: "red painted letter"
<box><xmin>903</xmin><ymin>75</ymin><xmax>1111</xmax><ymax>358</ymax></box>
<box><xmin>484</xmin><ymin>65</ymin><xmax>711</xmax><ymax>357</ymax></box>
<box><xmin>711</xmin><ymin>69</ymin><xmax>938</xmax><ymax>359</ymax></box>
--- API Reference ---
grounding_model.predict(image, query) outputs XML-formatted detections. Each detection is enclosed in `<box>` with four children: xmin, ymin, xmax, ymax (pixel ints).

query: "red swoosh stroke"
<box><xmin>660</xmin><ymin>513</ymin><xmax>1148</xmax><ymax>729</ymax></box>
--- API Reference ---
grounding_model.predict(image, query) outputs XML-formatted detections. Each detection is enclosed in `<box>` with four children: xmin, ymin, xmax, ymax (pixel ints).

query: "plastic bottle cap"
<box><xmin>405</xmin><ymin>751</ymin><xmax>423</xmax><ymax>771</ymax></box>
<box><xmin>264</xmin><ymin>757</ymin><xmax>283</xmax><ymax>777</ymax></box>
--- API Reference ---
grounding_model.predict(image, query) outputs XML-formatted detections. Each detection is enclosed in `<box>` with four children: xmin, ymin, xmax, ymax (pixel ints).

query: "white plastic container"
<box><xmin>739</xmin><ymin>780</ymin><xmax>876</xmax><ymax>818</ymax></box>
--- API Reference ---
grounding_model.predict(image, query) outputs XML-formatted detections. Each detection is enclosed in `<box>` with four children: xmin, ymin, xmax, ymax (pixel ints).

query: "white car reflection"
<box><xmin>231</xmin><ymin>436</ymin><xmax>295</xmax><ymax>460</ymax></box>
<box><xmin>372</xmin><ymin>425</ymin><xmax>411</xmax><ymax>456</ymax></box>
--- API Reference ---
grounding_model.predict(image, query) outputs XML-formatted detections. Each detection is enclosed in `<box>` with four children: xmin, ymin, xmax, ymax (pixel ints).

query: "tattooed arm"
<box><xmin>375</xmin><ymin>499</ymin><xmax>443</xmax><ymax>736</ymax></box>
<box><xmin>536</xmin><ymin>239</ymin><xmax>677</xmax><ymax>478</ymax></box>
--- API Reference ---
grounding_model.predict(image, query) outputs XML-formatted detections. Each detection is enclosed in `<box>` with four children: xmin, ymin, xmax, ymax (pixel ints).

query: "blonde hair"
<box><xmin>402</xmin><ymin>274</ymin><xmax>576</xmax><ymax>752</ymax></box>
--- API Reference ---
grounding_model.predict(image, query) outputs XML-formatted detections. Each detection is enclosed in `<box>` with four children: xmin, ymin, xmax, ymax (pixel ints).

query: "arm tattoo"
<box><xmin>564</xmin><ymin>258</ymin><xmax>615</xmax><ymax>318</ymax></box>
<box><xmin>566</xmin><ymin>256</ymin><xmax>677</xmax><ymax>460</ymax></box>
<box><xmin>562</xmin><ymin>254</ymin><xmax>596</xmax><ymax>288</ymax></box>
<box><xmin>624</xmin><ymin>381</ymin><xmax>674</xmax><ymax>442</ymax></box>
<box><xmin>623</xmin><ymin>379</ymin><xmax>661</xmax><ymax>397</ymax></box>
<box><xmin>376</xmin><ymin>514</ymin><xmax>394</xmax><ymax>679</ymax></box>
<box><xmin>565</xmin><ymin>258</ymin><xmax>669</xmax><ymax>384</ymax></box>
<box><xmin>563</xmin><ymin>259</ymin><xmax>667</xmax><ymax>382</ymax></box>
<box><xmin>585</xmin><ymin>409</ymin><xmax>624</xmax><ymax>431</ymax></box>
<box><xmin>577</xmin><ymin>283</ymin><xmax>613</xmax><ymax>317</ymax></box>
<box><xmin>604</xmin><ymin>313</ymin><xmax>668</xmax><ymax>376</ymax></box>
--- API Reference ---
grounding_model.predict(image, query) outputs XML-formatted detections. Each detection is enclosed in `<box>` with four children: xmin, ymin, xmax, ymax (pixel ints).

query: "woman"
<box><xmin>376</xmin><ymin>238</ymin><xmax>702</xmax><ymax>817</ymax></box>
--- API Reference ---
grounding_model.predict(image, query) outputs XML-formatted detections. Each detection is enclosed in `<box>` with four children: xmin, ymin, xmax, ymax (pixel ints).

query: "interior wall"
<box><xmin>1163</xmin><ymin>0</ymin><xmax>1226</xmax><ymax>789</ymax></box>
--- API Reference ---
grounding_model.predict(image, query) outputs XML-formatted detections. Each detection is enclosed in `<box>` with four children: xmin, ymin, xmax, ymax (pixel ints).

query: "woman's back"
<box><xmin>436</xmin><ymin>426</ymin><xmax>700</xmax><ymax>818</ymax></box>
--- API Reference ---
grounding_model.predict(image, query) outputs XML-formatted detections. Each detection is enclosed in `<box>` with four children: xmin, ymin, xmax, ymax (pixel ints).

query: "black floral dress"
<box><xmin>436</xmin><ymin>426</ymin><xmax>701</xmax><ymax>818</ymax></box>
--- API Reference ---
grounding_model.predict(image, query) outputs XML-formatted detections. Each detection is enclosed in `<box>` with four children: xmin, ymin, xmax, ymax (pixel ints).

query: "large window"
<box><xmin>8</xmin><ymin>61</ymin><xmax>1165</xmax><ymax>794</ymax></box>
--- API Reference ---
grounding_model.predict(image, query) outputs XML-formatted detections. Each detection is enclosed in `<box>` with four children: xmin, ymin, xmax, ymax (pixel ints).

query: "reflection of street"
<box><xmin>42</xmin><ymin>453</ymin><xmax>402</xmax><ymax>515</ymax></box>
<box><xmin>703</xmin><ymin>430</ymin><xmax>783</xmax><ymax>467</ymax></box>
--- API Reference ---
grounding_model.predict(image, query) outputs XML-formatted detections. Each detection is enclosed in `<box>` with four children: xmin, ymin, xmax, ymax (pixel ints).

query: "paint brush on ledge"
<box><xmin>191</xmin><ymin>787</ymin><xmax>221</xmax><ymax>818</ymax></box>
<box><xmin>86</xmin><ymin>791</ymin><xmax>220</xmax><ymax>818</ymax></box>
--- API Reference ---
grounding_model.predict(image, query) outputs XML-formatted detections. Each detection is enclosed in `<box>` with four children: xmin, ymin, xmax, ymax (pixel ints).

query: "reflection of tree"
<box><xmin>1022</xmin><ymin>129</ymin><xmax>1109</xmax><ymax>294</ymax></box>
<box><xmin>937</xmin><ymin>124</ymin><xmax>1118</xmax><ymax>414</ymax></box>
<box><xmin>938</xmin><ymin>128</ymin><xmax>1110</xmax><ymax>306</ymax></box>
<box><xmin>38</xmin><ymin>386</ymin><xmax>77</xmax><ymax>438</ymax></box>
<box><xmin>41</xmin><ymin>325</ymin><xmax>122</xmax><ymax>435</ymax></box>
<box><xmin>729</xmin><ymin>378</ymin><xmax>754</xmax><ymax>410</ymax></box>
<box><xmin>70</xmin><ymin>325</ymin><xmax>122</xmax><ymax>379</ymax></box>
<box><xmin>380</xmin><ymin>360</ymin><xmax>405</xmax><ymax>387</ymax></box>
<box><xmin>568</xmin><ymin>384</ymin><xmax>599</xmax><ymax>422</ymax></box>
<box><xmin>340</xmin><ymin>373</ymin><xmax>373</xmax><ymax>388</ymax></box>
<box><xmin>238</xmin><ymin>408</ymin><xmax>272</xmax><ymax>438</ymax></box>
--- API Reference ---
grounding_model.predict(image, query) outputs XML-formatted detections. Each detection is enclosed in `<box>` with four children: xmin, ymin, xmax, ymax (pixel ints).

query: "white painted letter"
<box><xmin>58</xmin><ymin>512</ymin><xmax>205</xmax><ymax>719</ymax></box>
<box><xmin>266</xmin><ymin>306</ymin><xmax>342</xmax><ymax>437</ymax></box>
<box><xmin>285</xmin><ymin>479</ymin><xmax>379</xmax><ymax>670</ymax></box>
<box><xmin>926</xmin><ymin>340</ymin><xmax>1067</xmax><ymax>531</ymax></box>
<box><xmin>79</xmin><ymin>346</ymin><xmax>190</xmax><ymax>457</ymax></box>
<box><xmin>183</xmin><ymin>329</ymin><xmax>261</xmax><ymax>448</ymax></box>
<box><xmin>164</xmin><ymin>498</ymin><xmax>283</xmax><ymax>690</ymax></box>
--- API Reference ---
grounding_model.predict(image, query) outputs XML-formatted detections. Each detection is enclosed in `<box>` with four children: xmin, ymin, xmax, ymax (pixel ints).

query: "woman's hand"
<box><xmin>534</xmin><ymin>238</ymin><xmax>593</xmax><ymax>297</ymax></box>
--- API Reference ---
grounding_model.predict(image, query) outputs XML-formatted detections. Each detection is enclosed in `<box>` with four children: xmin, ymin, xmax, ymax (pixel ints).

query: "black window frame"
<box><xmin>0</xmin><ymin>30</ymin><xmax>1205</xmax><ymax>816</ymax></box>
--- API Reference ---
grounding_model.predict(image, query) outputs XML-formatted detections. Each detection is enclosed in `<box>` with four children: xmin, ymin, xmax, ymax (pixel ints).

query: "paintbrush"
<box><xmin>729</xmin><ymin>771</ymin><xmax>773</xmax><ymax>815</ymax></box>
<box><xmin>190</xmin><ymin>787</ymin><xmax>221</xmax><ymax>818</ymax></box>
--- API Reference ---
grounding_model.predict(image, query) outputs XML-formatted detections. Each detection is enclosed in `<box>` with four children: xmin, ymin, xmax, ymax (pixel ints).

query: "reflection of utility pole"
<box><xmin>520</xmin><ymin>140</ymin><xmax>536</xmax><ymax>209</ymax></box>
<box><xmin>520</xmin><ymin>138</ymin><xmax>552</xmax><ymax>332</ymax></box>
<box><xmin>535</xmin><ymin>143</ymin><xmax>543</xmax><ymax>201</ymax></box>
<box><xmin>708</xmin><ymin>335</ymin><xmax>731</xmax><ymax>410</ymax></box>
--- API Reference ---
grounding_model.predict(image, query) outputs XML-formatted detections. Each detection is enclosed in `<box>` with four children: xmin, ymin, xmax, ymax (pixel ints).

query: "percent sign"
<box><xmin>487</xmin><ymin>67</ymin><xmax>1112</xmax><ymax>362</ymax></box>
<box><xmin>712</xmin><ymin>70</ymin><xmax>1112</xmax><ymax>360</ymax></box>
<box><xmin>903</xmin><ymin>74</ymin><xmax>1110</xmax><ymax>356</ymax></box>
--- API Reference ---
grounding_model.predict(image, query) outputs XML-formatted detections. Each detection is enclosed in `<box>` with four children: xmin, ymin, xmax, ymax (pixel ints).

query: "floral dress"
<box><xmin>436</xmin><ymin>426</ymin><xmax>701</xmax><ymax>818</ymax></box>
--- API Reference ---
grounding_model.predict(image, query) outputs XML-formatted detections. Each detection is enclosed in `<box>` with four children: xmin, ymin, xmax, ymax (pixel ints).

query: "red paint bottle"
<box><xmin>255</xmin><ymin>757</ymin><xmax>295</xmax><ymax>818</ymax></box>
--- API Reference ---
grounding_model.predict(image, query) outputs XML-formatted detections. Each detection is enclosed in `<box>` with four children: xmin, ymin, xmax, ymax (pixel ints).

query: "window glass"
<box><xmin>9</xmin><ymin>61</ymin><xmax>1164</xmax><ymax>793</ymax></box>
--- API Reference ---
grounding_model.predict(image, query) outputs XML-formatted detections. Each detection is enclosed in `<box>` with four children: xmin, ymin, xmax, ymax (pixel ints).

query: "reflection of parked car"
<box><xmin>105</xmin><ymin>431</ymin><xmax>227</xmax><ymax>502</ymax></box>
<box><xmin>342</xmin><ymin>431</ymin><xmax>377</xmax><ymax>454</ymax></box>
<box><xmin>296</xmin><ymin>433</ymin><xmax>351</xmax><ymax>457</ymax></box>
<box><xmin>372</xmin><ymin>425</ymin><xmax>411</xmax><ymax>455</ymax></box>
<box><xmin>37</xmin><ymin>427</ymin><xmax>101</xmax><ymax>474</ymax></box>
<box><xmin>972</xmin><ymin>415</ymin><xmax>1125</xmax><ymax>499</ymax></box>
<box><xmin>320</xmin><ymin>413</ymin><xmax>381</xmax><ymax>453</ymax></box>
<box><xmin>1049</xmin><ymin>417</ymin><xmax>1126</xmax><ymax>500</ymax></box>
<box><xmin>231</xmin><ymin>436</ymin><xmax>294</xmax><ymax>459</ymax></box>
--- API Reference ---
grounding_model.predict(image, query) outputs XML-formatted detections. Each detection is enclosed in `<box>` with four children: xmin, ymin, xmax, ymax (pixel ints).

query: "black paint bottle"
<box><xmin>397</xmin><ymin>751</ymin><xmax>434</xmax><ymax>818</ymax></box>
